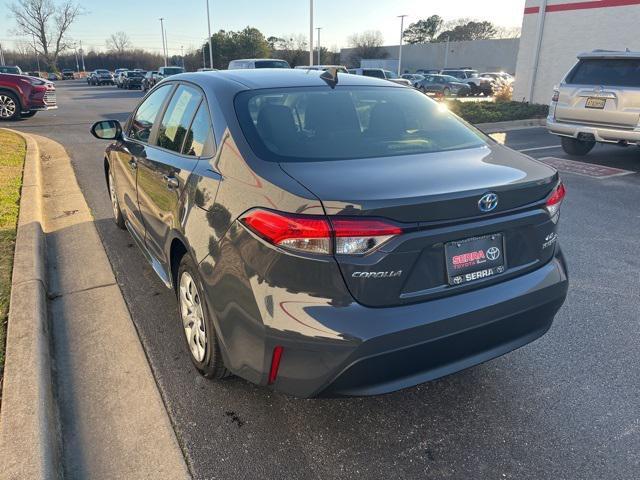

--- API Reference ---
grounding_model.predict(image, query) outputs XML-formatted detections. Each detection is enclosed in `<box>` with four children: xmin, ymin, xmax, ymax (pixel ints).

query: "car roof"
<box><xmin>578</xmin><ymin>49</ymin><xmax>640</xmax><ymax>60</ymax></box>
<box><xmin>172</xmin><ymin>68</ymin><xmax>398</xmax><ymax>90</ymax></box>
<box><xmin>230</xmin><ymin>58</ymin><xmax>288</xmax><ymax>62</ymax></box>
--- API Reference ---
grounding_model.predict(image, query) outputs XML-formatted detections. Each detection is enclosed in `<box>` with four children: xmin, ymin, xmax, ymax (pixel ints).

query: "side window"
<box><xmin>156</xmin><ymin>85</ymin><xmax>202</xmax><ymax>153</ymax></box>
<box><xmin>183</xmin><ymin>103</ymin><xmax>215</xmax><ymax>157</ymax></box>
<box><xmin>128</xmin><ymin>84</ymin><xmax>172</xmax><ymax>143</ymax></box>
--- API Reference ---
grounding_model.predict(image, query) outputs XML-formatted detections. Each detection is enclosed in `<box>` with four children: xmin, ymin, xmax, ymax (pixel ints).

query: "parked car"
<box><xmin>401</xmin><ymin>73</ymin><xmax>425</xmax><ymax>84</ymax></box>
<box><xmin>294</xmin><ymin>65</ymin><xmax>349</xmax><ymax>73</ymax></box>
<box><xmin>480</xmin><ymin>72</ymin><xmax>514</xmax><ymax>84</ymax></box>
<box><xmin>416</xmin><ymin>74</ymin><xmax>471</xmax><ymax>97</ymax></box>
<box><xmin>440</xmin><ymin>69</ymin><xmax>494</xmax><ymax>96</ymax></box>
<box><xmin>62</xmin><ymin>69</ymin><xmax>75</xmax><ymax>80</ymax></box>
<box><xmin>196</xmin><ymin>68</ymin><xmax>218</xmax><ymax>72</ymax></box>
<box><xmin>228</xmin><ymin>59</ymin><xmax>290</xmax><ymax>69</ymax></box>
<box><xmin>416</xmin><ymin>69</ymin><xmax>440</xmax><ymax>74</ymax></box>
<box><xmin>122</xmin><ymin>70</ymin><xmax>145</xmax><ymax>89</ymax></box>
<box><xmin>88</xmin><ymin>69</ymin><xmax>115</xmax><ymax>85</ymax></box>
<box><xmin>90</xmin><ymin>69</ymin><xmax>568</xmax><ymax>398</ymax></box>
<box><xmin>47</xmin><ymin>72</ymin><xmax>61</xmax><ymax>81</ymax></box>
<box><xmin>142</xmin><ymin>71</ymin><xmax>158</xmax><ymax>91</ymax></box>
<box><xmin>548</xmin><ymin>49</ymin><xmax>640</xmax><ymax>156</ymax></box>
<box><xmin>0</xmin><ymin>73</ymin><xmax>57</xmax><ymax>120</ymax></box>
<box><xmin>157</xmin><ymin>66</ymin><xmax>186</xmax><ymax>80</ymax></box>
<box><xmin>0</xmin><ymin>66</ymin><xmax>23</xmax><ymax>75</ymax></box>
<box><xmin>27</xmin><ymin>71</ymin><xmax>43</xmax><ymax>78</ymax></box>
<box><xmin>348</xmin><ymin>68</ymin><xmax>413</xmax><ymax>86</ymax></box>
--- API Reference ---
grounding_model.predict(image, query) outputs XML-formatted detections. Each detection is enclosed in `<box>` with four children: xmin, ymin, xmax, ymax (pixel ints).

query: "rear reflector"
<box><xmin>545</xmin><ymin>182</ymin><xmax>566</xmax><ymax>219</ymax></box>
<box><xmin>240</xmin><ymin>209</ymin><xmax>403</xmax><ymax>255</ymax></box>
<box><xmin>268</xmin><ymin>346</ymin><xmax>284</xmax><ymax>385</ymax></box>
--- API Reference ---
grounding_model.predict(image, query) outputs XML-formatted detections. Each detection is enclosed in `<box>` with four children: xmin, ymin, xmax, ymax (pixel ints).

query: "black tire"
<box><xmin>106</xmin><ymin>168</ymin><xmax>126</xmax><ymax>229</ymax></box>
<box><xmin>443</xmin><ymin>87</ymin><xmax>451</xmax><ymax>97</ymax></box>
<box><xmin>561</xmin><ymin>136</ymin><xmax>595</xmax><ymax>156</ymax></box>
<box><xmin>176</xmin><ymin>254</ymin><xmax>230</xmax><ymax>379</ymax></box>
<box><xmin>0</xmin><ymin>91</ymin><xmax>21</xmax><ymax>121</ymax></box>
<box><xmin>469</xmin><ymin>83</ymin><xmax>479</xmax><ymax>96</ymax></box>
<box><xmin>21</xmin><ymin>110</ymin><xmax>37</xmax><ymax>118</ymax></box>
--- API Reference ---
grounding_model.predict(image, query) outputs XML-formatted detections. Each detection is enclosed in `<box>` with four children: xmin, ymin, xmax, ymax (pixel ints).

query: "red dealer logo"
<box><xmin>452</xmin><ymin>250</ymin><xmax>485</xmax><ymax>266</ymax></box>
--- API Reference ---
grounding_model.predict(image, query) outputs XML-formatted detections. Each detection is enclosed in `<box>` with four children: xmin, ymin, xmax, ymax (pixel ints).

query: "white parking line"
<box><xmin>518</xmin><ymin>145</ymin><xmax>562</xmax><ymax>153</ymax></box>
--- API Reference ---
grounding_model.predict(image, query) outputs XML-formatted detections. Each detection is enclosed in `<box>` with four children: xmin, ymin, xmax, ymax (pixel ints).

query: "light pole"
<box><xmin>309</xmin><ymin>0</ymin><xmax>314</xmax><ymax>66</ymax></box>
<box><xmin>316</xmin><ymin>27</ymin><xmax>322</xmax><ymax>65</ymax></box>
<box><xmin>32</xmin><ymin>34</ymin><xmax>40</xmax><ymax>72</ymax></box>
<box><xmin>206</xmin><ymin>0</ymin><xmax>214</xmax><ymax>69</ymax></box>
<box><xmin>181</xmin><ymin>45</ymin><xmax>185</xmax><ymax>68</ymax></box>
<box><xmin>397</xmin><ymin>14</ymin><xmax>407</xmax><ymax>76</ymax></box>
<box><xmin>74</xmin><ymin>47</ymin><xmax>79</xmax><ymax>72</ymax></box>
<box><xmin>159</xmin><ymin>18</ymin><xmax>167</xmax><ymax>67</ymax></box>
<box><xmin>0</xmin><ymin>43</ymin><xmax>5</xmax><ymax>66</ymax></box>
<box><xmin>443</xmin><ymin>35</ymin><xmax>450</xmax><ymax>69</ymax></box>
<box><xmin>79</xmin><ymin>40</ymin><xmax>85</xmax><ymax>71</ymax></box>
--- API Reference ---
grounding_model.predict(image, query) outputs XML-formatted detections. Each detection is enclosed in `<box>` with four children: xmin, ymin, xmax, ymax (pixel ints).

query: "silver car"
<box><xmin>547</xmin><ymin>50</ymin><xmax>640</xmax><ymax>156</ymax></box>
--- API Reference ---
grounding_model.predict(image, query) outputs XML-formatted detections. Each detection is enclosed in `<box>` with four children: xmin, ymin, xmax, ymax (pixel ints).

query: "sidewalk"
<box><xmin>0</xmin><ymin>131</ymin><xmax>190</xmax><ymax>479</ymax></box>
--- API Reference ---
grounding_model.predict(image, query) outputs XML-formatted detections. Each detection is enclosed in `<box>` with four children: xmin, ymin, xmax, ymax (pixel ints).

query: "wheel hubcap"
<box><xmin>179</xmin><ymin>272</ymin><xmax>207</xmax><ymax>362</ymax></box>
<box><xmin>0</xmin><ymin>95</ymin><xmax>17</xmax><ymax>118</ymax></box>
<box><xmin>108</xmin><ymin>171</ymin><xmax>119</xmax><ymax>219</ymax></box>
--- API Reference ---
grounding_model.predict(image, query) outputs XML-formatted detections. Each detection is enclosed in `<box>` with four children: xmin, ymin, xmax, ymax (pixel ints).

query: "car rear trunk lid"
<box><xmin>280</xmin><ymin>144</ymin><xmax>560</xmax><ymax>307</ymax></box>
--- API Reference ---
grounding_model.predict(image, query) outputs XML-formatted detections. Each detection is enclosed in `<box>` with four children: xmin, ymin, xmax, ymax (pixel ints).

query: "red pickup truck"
<box><xmin>0</xmin><ymin>73</ymin><xmax>57</xmax><ymax>121</ymax></box>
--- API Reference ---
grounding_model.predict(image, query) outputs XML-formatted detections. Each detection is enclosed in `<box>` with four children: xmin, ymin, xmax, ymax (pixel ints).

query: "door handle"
<box><xmin>128</xmin><ymin>158</ymin><xmax>137</xmax><ymax>170</ymax></box>
<box><xmin>163</xmin><ymin>175</ymin><xmax>179</xmax><ymax>190</ymax></box>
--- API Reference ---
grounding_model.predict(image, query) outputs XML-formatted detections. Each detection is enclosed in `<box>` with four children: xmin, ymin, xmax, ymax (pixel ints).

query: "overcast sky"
<box><xmin>1</xmin><ymin>0</ymin><xmax>527</xmax><ymax>53</ymax></box>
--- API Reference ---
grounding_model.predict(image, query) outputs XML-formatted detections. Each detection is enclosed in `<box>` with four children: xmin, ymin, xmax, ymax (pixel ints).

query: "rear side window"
<box><xmin>156</xmin><ymin>85</ymin><xmax>202</xmax><ymax>153</ymax></box>
<box><xmin>254</xmin><ymin>60</ymin><xmax>290</xmax><ymax>69</ymax></box>
<box><xmin>235</xmin><ymin>86</ymin><xmax>486</xmax><ymax>162</ymax></box>
<box><xmin>183</xmin><ymin>104</ymin><xmax>215</xmax><ymax>157</ymax></box>
<box><xmin>128</xmin><ymin>84</ymin><xmax>173</xmax><ymax>143</ymax></box>
<box><xmin>363</xmin><ymin>69</ymin><xmax>385</xmax><ymax>79</ymax></box>
<box><xmin>567</xmin><ymin>59</ymin><xmax>640</xmax><ymax>87</ymax></box>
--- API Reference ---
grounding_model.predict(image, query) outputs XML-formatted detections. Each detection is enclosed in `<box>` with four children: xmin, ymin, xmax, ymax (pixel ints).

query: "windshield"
<box><xmin>235</xmin><ymin>86</ymin><xmax>486</xmax><ymax>162</ymax></box>
<box><xmin>255</xmin><ymin>60</ymin><xmax>290</xmax><ymax>69</ymax></box>
<box><xmin>97</xmin><ymin>70</ymin><xmax>110</xmax><ymax>74</ymax></box>
<box><xmin>568</xmin><ymin>59</ymin><xmax>640</xmax><ymax>87</ymax></box>
<box><xmin>128</xmin><ymin>72</ymin><xmax>143</xmax><ymax>77</ymax></box>
<box><xmin>384</xmin><ymin>70</ymin><xmax>399</xmax><ymax>79</ymax></box>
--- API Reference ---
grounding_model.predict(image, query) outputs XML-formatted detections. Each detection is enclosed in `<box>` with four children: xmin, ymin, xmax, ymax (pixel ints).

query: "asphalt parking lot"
<box><xmin>6</xmin><ymin>80</ymin><xmax>639</xmax><ymax>479</ymax></box>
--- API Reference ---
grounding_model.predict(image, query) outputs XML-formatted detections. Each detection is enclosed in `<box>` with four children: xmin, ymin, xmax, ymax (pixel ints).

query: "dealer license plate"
<box><xmin>445</xmin><ymin>234</ymin><xmax>505</xmax><ymax>286</ymax></box>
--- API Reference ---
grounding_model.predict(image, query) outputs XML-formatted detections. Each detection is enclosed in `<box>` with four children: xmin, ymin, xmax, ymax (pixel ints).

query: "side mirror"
<box><xmin>91</xmin><ymin>120</ymin><xmax>122</xmax><ymax>140</ymax></box>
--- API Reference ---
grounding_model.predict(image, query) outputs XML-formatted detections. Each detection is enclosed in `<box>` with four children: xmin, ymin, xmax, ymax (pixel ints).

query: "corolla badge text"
<box><xmin>352</xmin><ymin>270</ymin><xmax>403</xmax><ymax>278</ymax></box>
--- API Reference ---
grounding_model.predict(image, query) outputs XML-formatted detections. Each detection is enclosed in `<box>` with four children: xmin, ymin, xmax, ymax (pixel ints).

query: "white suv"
<box><xmin>547</xmin><ymin>50</ymin><xmax>640</xmax><ymax>156</ymax></box>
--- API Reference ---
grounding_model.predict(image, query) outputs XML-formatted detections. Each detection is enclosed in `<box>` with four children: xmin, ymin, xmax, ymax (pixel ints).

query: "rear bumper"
<box><xmin>547</xmin><ymin>117</ymin><xmax>640</xmax><ymax>144</ymax></box>
<box><xmin>235</xmin><ymin>249</ymin><xmax>568</xmax><ymax>398</ymax></box>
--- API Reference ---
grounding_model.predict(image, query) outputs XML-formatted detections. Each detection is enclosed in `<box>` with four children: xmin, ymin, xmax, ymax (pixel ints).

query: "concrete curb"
<box><xmin>0</xmin><ymin>130</ymin><xmax>62</xmax><ymax>479</ymax></box>
<box><xmin>476</xmin><ymin>117</ymin><xmax>547</xmax><ymax>133</ymax></box>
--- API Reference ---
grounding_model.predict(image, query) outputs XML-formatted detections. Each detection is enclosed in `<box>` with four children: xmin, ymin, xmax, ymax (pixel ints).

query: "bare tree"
<box><xmin>10</xmin><ymin>0</ymin><xmax>82</xmax><ymax>70</ymax></box>
<box><xmin>270</xmin><ymin>34</ymin><xmax>309</xmax><ymax>67</ymax></box>
<box><xmin>494</xmin><ymin>26</ymin><xmax>521</xmax><ymax>39</ymax></box>
<box><xmin>106</xmin><ymin>31</ymin><xmax>133</xmax><ymax>53</ymax></box>
<box><xmin>347</xmin><ymin>30</ymin><xmax>388</xmax><ymax>65</ymax></box>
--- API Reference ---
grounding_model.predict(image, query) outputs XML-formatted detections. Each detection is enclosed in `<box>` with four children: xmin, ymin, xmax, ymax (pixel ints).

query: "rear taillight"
<box><xmin>239</xmin><ymin>209</ymin><xmax>403</xmax><ymax>256</ymax></box>
<box><xmin>545</xmin><ymin>182</ymin><xmax>566</xmax><ymax>220</ymax></box>
<box><xmin>551</xmin><ymin>89</ymin><xmax>559</xmax><ymax>103</ymax></box>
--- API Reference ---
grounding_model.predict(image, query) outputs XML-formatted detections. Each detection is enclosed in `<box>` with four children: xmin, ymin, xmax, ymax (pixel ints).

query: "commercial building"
<box><xmin>340</xmin><ymin>38</ymin><xmax>520</xmax><ymax>74</ymax></box>
<box><xmin>513</xmin><ymin>0</ymin><xmax>640</xmax><ymax>104</ymax></box>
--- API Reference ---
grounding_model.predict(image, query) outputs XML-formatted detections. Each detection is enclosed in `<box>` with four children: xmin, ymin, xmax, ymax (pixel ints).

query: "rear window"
<box><xmin>567</xmin><ymin>59</ymin><xmax>640</xmax><ymax>87</ymax></box>
<box><xmin>234</xmin><ymin>86</ymin><xmax>486</xmax><ymax>162</ymax></box>
<box><xmin>254</xmin><ymin>60</ymin><xmax>290</xmax><ymax>69</ymax></box>
<box><xmin>163</xmin><ymin>67</ymin><xmax>184</xmax><ymax>75</ymax></box>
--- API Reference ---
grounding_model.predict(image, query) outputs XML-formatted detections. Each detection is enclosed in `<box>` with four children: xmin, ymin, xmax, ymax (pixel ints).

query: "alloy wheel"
<box><xmin>179</xmin><ymin>271</ymin><xmax>207</xmax><ymax>363</ymax></box>
<box><xmin>0</xmin><ymin>95</ymin><xmax>17</xmax><ymax>119</ymax></box>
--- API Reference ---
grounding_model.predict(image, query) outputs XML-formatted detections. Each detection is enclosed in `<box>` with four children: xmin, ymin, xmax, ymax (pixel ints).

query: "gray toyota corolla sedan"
<box><xmin>91</xmin><ymin>69</ymin><xmax>568</xmax><ymax>398</ymax></box>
